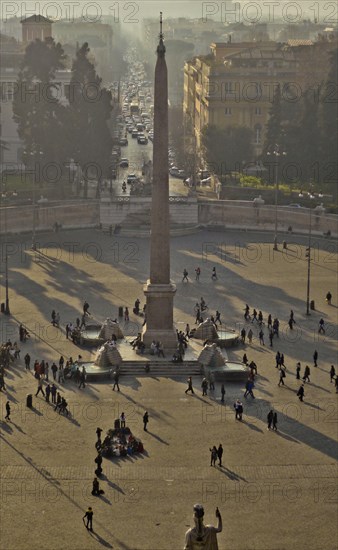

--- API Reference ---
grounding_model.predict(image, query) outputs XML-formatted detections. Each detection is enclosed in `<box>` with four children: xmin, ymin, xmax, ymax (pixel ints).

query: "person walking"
<box><xmin>318</xmin><ymin>318</ymin><xmax>325</xmax><ymax>334</ymax></box>
<box><xmin>195</xmin><ymin>267</ymin><xmax>201</xmax><ymax>281</ymax></box>
<box><xmin>303</xmin><ymin>365</ymin><xmax>311</xmax><ymax>383</ymax></box>
<box><xmin>24</xmin><ymin>353</ymin><xmax>31</xmax><ymax>370</ymax></box>
<box><xmin>5</xmin><ymin>401</ymin><xmax>11</xmax><ymax>421</ymax></box>
<box><xmin>240</xmin><ymin>328</ymin><xmax>246</xmax><ymax>344</ymax></box>
<box><xmin>51</xmin><ymin>362</ymin><xmax>58</xmax><ymax>381</ymax></box>
<box><xmin>278</xmin><ymin>367</ymin><xmax>286</xmax><ymax>386</ymax></box>
<box><xmin>326</xmin><ymin>291</ymin><xmax>332</xmax><ymax>305</ymax></box>
<box><xmin>244</xmin><ymin>379</ymin><xmax>255</xmax><ymax>398</ymax></box>
<box><xmin>267</xmin><ymin>410</ymin><xmax>273</xmax><ymax>430</ymax></box>
<box><xmin>215</xmin><ymin>310</ymin><xmax>221</xmax><ymax>325</ymax></box>
<box><xmin>112</xmin><ymin>370</ymin><xmax>120</xmax><ymax>391</ymax></box>
<box><xmin>51</xmin><ymin>384</ymin><xmax>57</xmax><ymax>404</ymax></box>
<box><xmin>272</xmin><ymin>411</ymin><xmax>278</xmax><ymax>431</ymax></box>
<box><xmin>234</xmin><ymin>399</ymin><xmax>243</xmax><ymax>421</ymax></box>
<box><xmin>269</xmin><ymin>330</ymin><xmax>274</xmax><ymax>347</ymax></box>
<box><xmin>182</xmin><ymin>269</ymin><xmax>189</xmax><ymax>282</ymax></box>
<box><xmin>217</xmin><ymin>444</ymin><xmax>223</xmax><ymax>467</ymax></box>
<box><xmin>211</xmin><ymin>267</ymin><xmax>217</xmax><ymax>280</ymax></box>
<box><xmin>35</xmin><ymin>375</ymin><xmax>45</xmax><ymax>397</ymax></box>
<box><xmin>335</xmin><ymin>376</ymin><xmax>338</xmax><ymax>393</ymax></box>
<box><xmin>124</xmin><ymin>307</ymin><xmax>129</xmax><ymax>322</ymax></box>
<box><xmin>313</xmin><ymin>350</ymin><xmax>318</xmax><ymax>367</ymax></box>
<box><xmin>185</xmin><ymin>377</ymin><xmax>194</xmax><ymax>395</ymax></box>
<box><xmin>247</xmin><ymin>328</ymin><xmax>253</xmax><ymax>344</ymax></box>
<box><xmin>79</xmin><ymin>367</ymin><xmax>86</xmax><ymax>389</ymax></box>
<box><xmin>330</xmin><ymin>365</ymin><xmax>335</xmax><ymax>383</ymax></box>
<box><xmin>220</xmin><ymin>384</ymin><xmax>225</xmax><ymax>403</ymax></box>
<box><xmin>45</xmin><ymin>384</ymin><xmax>51</xmax><ymax>403</ymax></box>
<box><xmin>143</xmin><ymin>411</ymin><xmax>149</xmax><ymax>431</ymax></box>
<box><xmin>296</xmin><ymin>362</ymin><xmax>301</xmax><ymax>380</ymax></box>
<box><xmin>201</xmin><ymin>378</ymin><xmax>208</xmax><ymax>396</ymax></box>
<box><xmin>259</xmin><ymin>329</ymin><xmax>265</xmax><ymax>345</ymax></box>
<box><xmin>209</xmin><ymin>446</ymin><xmax>217</xmax><ymax>466</ymax></box>
<box><xmin>51</xmin><ymin>310</ymin><xmax>56</xmax><ymax>326</ymax></box>
<box><xmin>83</xmin><ymin>507</ymin><xmax>93</xmax><ymax>531</ymax></box>
<box><xmin>297</xmin><ymin>384</ymin><xmax>305</xmax><ymax>402</ymax></box>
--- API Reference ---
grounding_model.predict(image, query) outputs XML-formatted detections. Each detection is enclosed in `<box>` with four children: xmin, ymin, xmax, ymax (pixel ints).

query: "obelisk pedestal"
<box><xmin>142</xmin><ymin>14</ymin><xmax>177</xmax><ymax>348</ymax></box>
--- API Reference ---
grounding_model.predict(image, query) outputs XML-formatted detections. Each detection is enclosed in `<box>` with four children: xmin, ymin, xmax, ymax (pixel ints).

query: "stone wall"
<box><xmin>198</xmin><ymin>202</ymin><xmax>338</xmax><ymax>237</ymax></box>
<box><xmin>0</xmin><ymin>200</ymin><xmax>100</xmax><ymax>235</ymax></box>
<box><xmin>1</xmin><ymin>198</ymin><xmax>337</xmax><ymax>238</ymax></box>
<box><xmin>100</xmin><ymin>196</ymin><xmax>199</xmax><ymax>228</ymax></box>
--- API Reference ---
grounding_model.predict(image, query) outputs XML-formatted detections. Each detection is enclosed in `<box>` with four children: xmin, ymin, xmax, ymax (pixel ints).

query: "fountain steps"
<box><xmin>120</xmin><ymin>360</ymin><xmax>203</xmax><ymax>377</ymax></box>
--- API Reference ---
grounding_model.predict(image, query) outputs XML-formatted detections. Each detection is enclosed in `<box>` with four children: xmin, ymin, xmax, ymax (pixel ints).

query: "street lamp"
<box><xmin>2</xmin><ymin>185</ymin><xmax>10</xmax><ymax>315</ymax></box>
<box><xmin>267</xmin><ymin>144</ymin><xmax>287</xmax><ymax>250</ymax></box>
<box><xmin>30</xmin><ymin>148</ymin><xmax>43</xmax><ymax>250</ymax></box>
<box><xmin>305</xmin><ymin>206</ymin><xmax>313</xmax><ymax>315</ymax></box>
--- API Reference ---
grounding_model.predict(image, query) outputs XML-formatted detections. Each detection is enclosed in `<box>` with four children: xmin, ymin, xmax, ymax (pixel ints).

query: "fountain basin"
<box><xmin>214</xmin><ymin>330</ymin><xmax>239</xmax><ymax>348</ymax></box>
<box><xmin>208</xmin><ymin>361</ymin><xmax>249</xmax><ymax>381</ymax></box>
<box><xmin>79</xmin><ymin>361</ymin><xmax>114</xmax><ymax>380</ymax></box>
<box><xmin>72</xmin><ymin>324</ymin><xmax>105</xmax><ymax>347</ymax></box>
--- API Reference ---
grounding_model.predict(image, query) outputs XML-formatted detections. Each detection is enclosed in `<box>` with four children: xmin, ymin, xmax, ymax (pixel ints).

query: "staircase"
<box><xmin>120</xmin><ymin>359</ymin><xmax>203</xmax><ymax>377</ymax></box>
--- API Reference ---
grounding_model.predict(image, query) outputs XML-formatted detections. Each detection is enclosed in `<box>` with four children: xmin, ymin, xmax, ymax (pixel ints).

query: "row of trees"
<box><xmin>263</xmin><ymin>47</ymin><xmax>337</xmax><ymax>191</ymax></box>
<box><xmin>13</xmin><ymin>38</ymin><xmax>114</xmax><ymax>197</ymax></box>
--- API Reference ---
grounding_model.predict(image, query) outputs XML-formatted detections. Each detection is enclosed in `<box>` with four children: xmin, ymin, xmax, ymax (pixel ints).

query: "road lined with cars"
<box><xmin>108</xmin><ymin>51</ymin><xmax>188</xmax><ymax>197</ymax></box>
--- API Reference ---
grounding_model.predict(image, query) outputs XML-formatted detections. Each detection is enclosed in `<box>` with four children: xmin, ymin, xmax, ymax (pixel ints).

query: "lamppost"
<box><xmin>267</xmin><ymin>144</ymin><xmax>286</xmax><ymax>250</ymax></box>
<box><xmin>305</xmin><ymin>206</ymin><xmax>313</xmax><ymax>315</ymax></box>
<box><xmin>2</xmin><ymin>184</ymin><xmax>10</xmax><ymax>314</ymax></box>
<box><xmin>30</xmin><ymin>148</ymin><xmax>43</xmax><ymax>250</ymax></box>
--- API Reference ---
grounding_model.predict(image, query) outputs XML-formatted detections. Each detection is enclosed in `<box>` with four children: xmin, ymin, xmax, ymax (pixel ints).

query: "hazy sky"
<box><xmin>1</xmin><ymin>0</ymin><xmax>329</xmax><ymax>25</ymax></box>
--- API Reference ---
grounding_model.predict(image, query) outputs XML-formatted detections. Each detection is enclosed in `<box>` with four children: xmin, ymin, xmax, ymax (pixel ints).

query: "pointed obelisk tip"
<box><xmin>157</xmin><ymin>11</ymin><xmax>165</xmax><ymax>57</ymax></box>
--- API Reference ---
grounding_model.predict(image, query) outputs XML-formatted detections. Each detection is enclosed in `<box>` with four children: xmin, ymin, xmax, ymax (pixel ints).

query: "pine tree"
<box><xmin>13</xmin><ymin>38</ymin><xmax>67</xmax><ymax>185</ymax></box>
<box><xmin>67</xmin><ymin>43</ymin><xmax>113</xmax><ymax>198</ymax></box>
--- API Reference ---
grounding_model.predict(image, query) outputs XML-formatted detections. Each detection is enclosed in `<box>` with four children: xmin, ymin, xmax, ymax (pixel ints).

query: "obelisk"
<box><xmin>142</xmin><ymin>13</ymin><xmax>177</xmax><ymax>348</ymax></box>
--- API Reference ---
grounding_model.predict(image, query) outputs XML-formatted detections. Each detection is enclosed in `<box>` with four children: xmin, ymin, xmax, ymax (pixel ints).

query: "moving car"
<box><xmin>120</xmin><ymin>158</ymin><xmax>129</xmax><ymax>168</ymax></box>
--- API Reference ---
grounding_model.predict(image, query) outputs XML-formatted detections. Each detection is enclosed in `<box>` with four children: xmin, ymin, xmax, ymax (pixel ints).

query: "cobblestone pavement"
<box><xmin>0</xmin><ymin>229</ymin><xmax>337</xmax><ymax>550</ymax></box>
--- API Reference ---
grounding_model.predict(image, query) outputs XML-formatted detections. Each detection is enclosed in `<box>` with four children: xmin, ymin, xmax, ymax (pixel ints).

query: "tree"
<box><xmin>263</xmin><ymin>83</ymin><xmax>283</xmax><ymax>155</ymax></box>
<box><xmin>320</xmin><ymin>47</ymin><xmax>338</xmax><ymax>190</ymax></box>
<box><xmin>67</xmin><ymin>43</ymin><xmax>113</xmax><ymax>197</ymax></box>
<box><xmin>13</xmin><ymin>38</ymin><xmax>67</xmax><ymax>185</ymax></box>
<box><xmin>201</xmin><ymin>125</ymin><xmax>253</xmax><ymax>176</ymax></box>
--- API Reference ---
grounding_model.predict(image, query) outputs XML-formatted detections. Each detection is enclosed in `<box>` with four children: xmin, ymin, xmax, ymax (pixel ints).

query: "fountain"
<box><xmin>198</xmin><ymin>342</ymin><xmax>249</xmax><ymax>381</ymax></box>
<box><xmin>73</xmin><ymin>318</ymin><xmax>124</xmax><ymax>347</ymax></box>
<box><xmin>190</xmin><ymin>319</ymin><xmax>239</xmax><ymax>348</ymax></box>
<box><xmin>80</xmin><ymin>341</ymin><xmax>123</xmax><ymax>380</ymax></box>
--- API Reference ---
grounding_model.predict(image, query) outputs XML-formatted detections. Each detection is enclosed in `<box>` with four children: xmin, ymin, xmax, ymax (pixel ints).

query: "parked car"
<box><xmin>127</xmin><ymin>173</ymin><xmax>138</xmax><ymax>183</ymax></box>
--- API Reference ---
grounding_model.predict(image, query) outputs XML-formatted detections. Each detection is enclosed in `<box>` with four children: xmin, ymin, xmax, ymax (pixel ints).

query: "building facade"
<box><xmin>183</xmin><ymin>39</ymin><xmax>336</xmax><ymax>160</ymax></box>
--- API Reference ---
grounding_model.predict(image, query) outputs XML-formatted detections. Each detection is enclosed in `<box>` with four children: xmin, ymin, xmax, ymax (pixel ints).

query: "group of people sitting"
<box><xmin>150</xmin><ymin>340</ymin><xmax>165</xmax><ymax>357</ymax></box>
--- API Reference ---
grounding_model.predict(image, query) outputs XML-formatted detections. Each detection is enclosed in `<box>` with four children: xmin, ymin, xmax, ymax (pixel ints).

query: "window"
<box><xmin>254</xmin><ymin>124</ymin><xmax>262</xmax><ymax>144</ymax></box>
<box><xmin>225</xmin><ymin>107</ymin><xmax>232</xmax><ymax>116</ymax></box>
<box><xmin>255</xmin><ymin>107</ymin><xmax>262</xmax><ymax>115</ymax></box>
